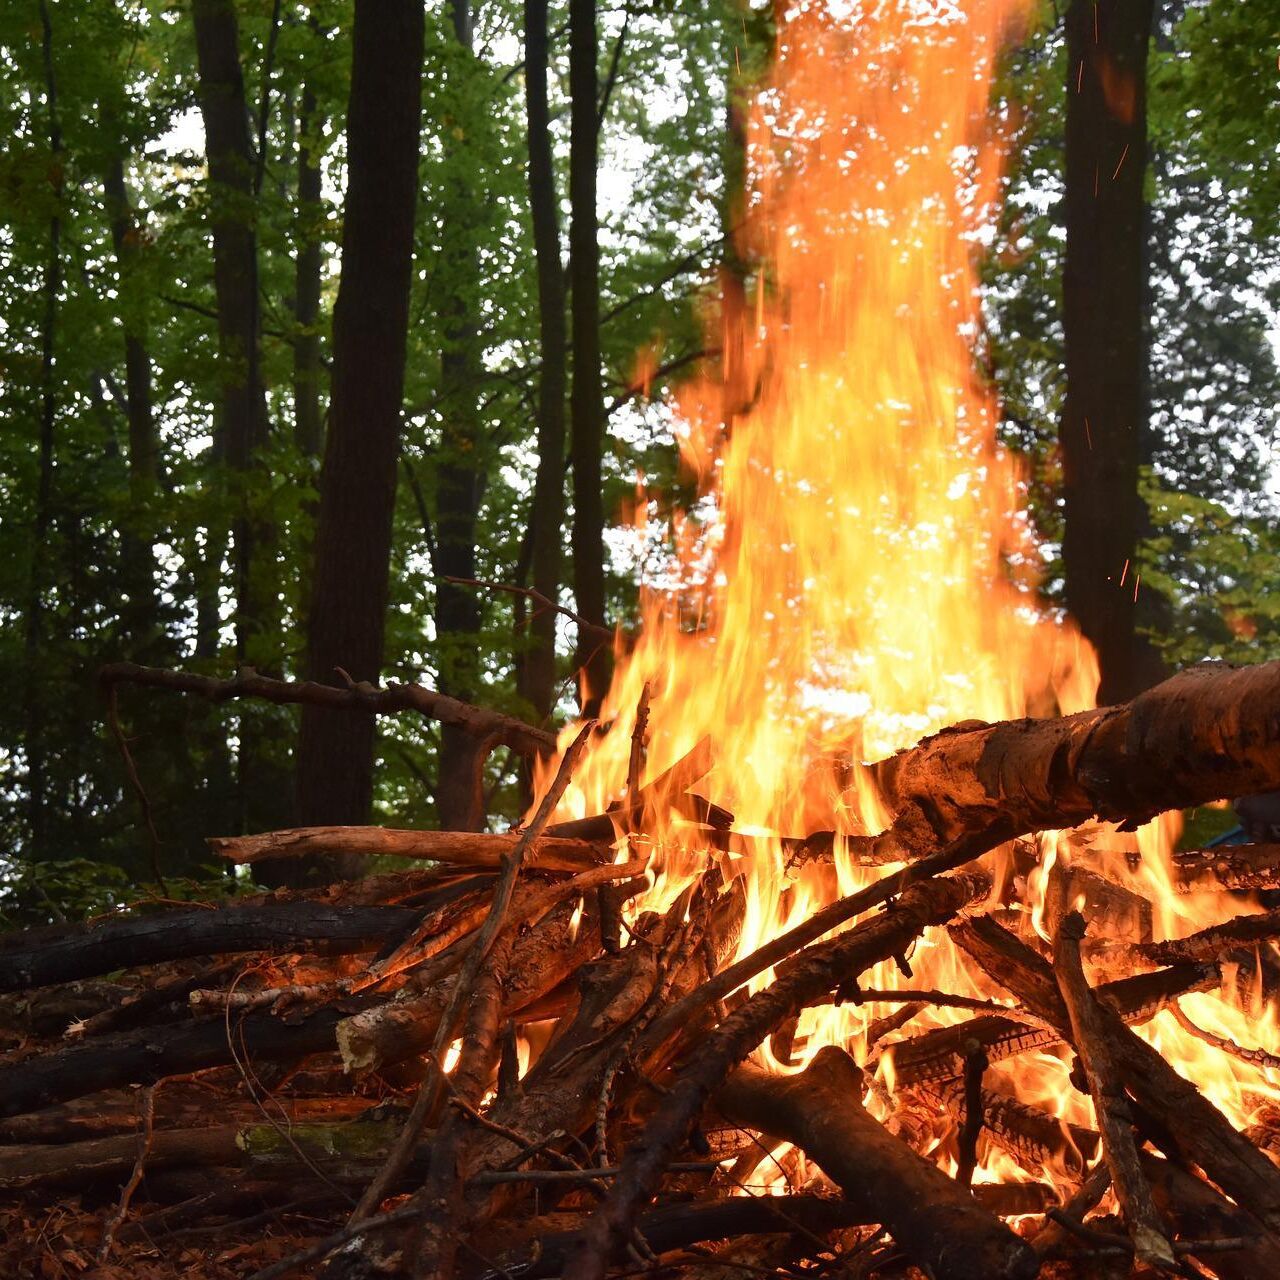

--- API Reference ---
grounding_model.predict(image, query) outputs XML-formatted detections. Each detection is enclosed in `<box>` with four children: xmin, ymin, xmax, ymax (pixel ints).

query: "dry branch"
<box><xmin>718</xmin><ymin>1047</ymin><xmax>1037</xmax><ymax>1280</ymax></box>
<box><xmin>562</xmin><ymin>870</ymin><xmax>991</xmax><ymax>1280</ymax></box>
<box><xmin>1170</xmin><ymin>843</ymin><xmax>1280</xmax><ymax>894</ymax></box>
<box><xmin>211</xmin><ymin>827</ymin><xmax>609</xmax><ymax>873</ymax></box>
<box><xmin>953</xmin><ymin>912</ymin><xmax>1280</xmax><ymax>1235</ymax></box>
<box><xmin>100</xmin><ymin>661</ymin><xmax>556</xmax><ymax>756</ymax></box>
<box><xmin>1053</xmin><ymin>910</ymin><xmax>1174</xmax><ymax>1268</ymax></box>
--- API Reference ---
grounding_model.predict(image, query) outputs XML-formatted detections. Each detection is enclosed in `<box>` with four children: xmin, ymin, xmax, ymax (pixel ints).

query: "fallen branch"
<box><xmin>953</xmin><ymin>913</ymin><xmax>1280</xmax><ymax>1235</ymax></box>
<box><xmin>210</xmin><ymin>827</ymin><xmax>608</xmax><ymax>873</ymax></box>
<box><xmin>717</xmin><ymin>1047</ymin><xmax>1037</xmax><ymax>1280</ymax></box>
<box><xmin>562</xmin><ymin>870</ymin><xmax>991</xmax><ymax>1280</ymax></box>
<box><xmin>1053</xmin><ymin>910</ymin><xmax>1174</xmax><ymax>1268</ymax></box>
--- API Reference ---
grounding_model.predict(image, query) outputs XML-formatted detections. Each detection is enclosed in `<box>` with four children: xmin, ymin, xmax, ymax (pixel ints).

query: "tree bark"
<box><xmin>434</xmin><ymin>0</ymin><xmax>490</xmax><ymax>831</ymax></box>
<box><xmin>1061</xmin><ymin>0</ymin><xmax>1155</xmax><ymax>702</ymax></box>
<box><xmin>568</xmin><ymin>0</ymin><xmax>611</xmax><ymax>715</ymax></box>
<box><xmin>519</xmin><ymin>0</ymin><xmax>570</xmax><ymax>725</ymax></box>
<box><xmin>191</xmin><ymin>0</ymin><xmax>276</xmax><ymax>666</ymax></box>
<box><xmin>292</xmin><ymin>81</ymin><xmax>324</xmax><ymax>460</ymax></box>
<box><xmin>104</xmin><ymin>153</ymin><xmax>160</xmax><ymax>654</ymax></box>
<box><xmin>192</xmin><ymin>0</ymin><xmax>286</xmax><ymax>846</ymax></box>
<box><xmin>295</xmin><ymin>0</ymin><xmax>425</xmax><ymax>879</ymax></box>
<box><xmin>22</xmin><ymin>0</ymin><xmax>63</xmax><ymax>862</ymax></box>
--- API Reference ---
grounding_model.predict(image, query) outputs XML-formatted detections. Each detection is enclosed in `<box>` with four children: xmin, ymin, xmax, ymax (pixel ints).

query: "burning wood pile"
<box><xmin>5</xmin><ymin>658</ymin><xmax>1280</xmax><ymax>1279</ymax></box>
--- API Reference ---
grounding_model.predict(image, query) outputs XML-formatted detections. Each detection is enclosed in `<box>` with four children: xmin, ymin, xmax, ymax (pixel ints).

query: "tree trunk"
<box><xmin>294</xmin><ymin>0</ymin><xmax>424</xmax><ymax>880</ymax></box>
<box><xmin>192</xmin><ymin>0</ymin><xmax>287</xmax><ymax>844</ymax></box>
<box><xmin>1060</xmin><ymin>0</ymin><xmax>1154</xmax><ymax>703</ymax></box>
<box><xmin>434</xmin><ymin>0</ymin><xmax>489</xmax><ymax>831</ymax></box>
<box><xmin>22</xmin><ymin>0</ymin><xmax>63</xmax><ymax>862</ymax></box>
<box><xmin>518</xmin><ymin>0</ymin><xmax>569</xmax><ymax>726</ymax></box>
<box><xmin>191</xmin><ymin>0</ymin><xmax>276</xmax><ymax>667</ymax></box>
<box><xmin>104</xmin><ymin>153</ymin><xmax>160</xmax><ymax>657</ymax></box>
<box><xmin>568</xmin><ymin>0</ymin><xmax>610</xmax><ymax>716</ymax></box>
<box><xmin>292</xmin><ymin>81</ymin><xmax>324</xmax><ymax>461</ymax></box>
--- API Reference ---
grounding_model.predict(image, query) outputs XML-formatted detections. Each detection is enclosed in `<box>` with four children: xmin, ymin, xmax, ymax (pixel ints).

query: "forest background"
<box><xmin>0</xmin><ymin>0</ymin><xmax>1277</xmax><ymax>921</ymax></box>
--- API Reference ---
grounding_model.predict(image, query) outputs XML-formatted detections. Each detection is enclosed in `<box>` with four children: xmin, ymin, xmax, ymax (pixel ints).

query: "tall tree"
<box><xmin>1060</xmin><ymin>0</ymin><xmax>1155</xmax><ymax>703</ymax></box>
<box><xmin>292</xmin><ymin>79</ymin><xmax>324</xmax><ymax>462</ymax></box>
<box><xmin>191</xmin><ymin>0</ymin><xmax>276</xmax><ymax>669</ymax></box>
<box><xmin>104</xmin><ymin>153</ymin><xmax>160</xmax><ymax>654</ymax></box>
<box><xmin>568</xmin><ymin>0</ymin><xmax>610</xmax><ymax>716</ymax></box>
<box><xmin>21</xmin><ymin>0</ymin><xmax>63</xmax><ymax>861</ymax></box>
<box><xmin>294</xmin><ymin>0</ymin><xmax>425</xmax><ymax>878</ymax></box>
<box><xmin>518</xmin><ymin>0</ymin><xmax>569</xmax><ymax>725</ymax></box>
<box><xmin>433</xmin><ymin>0</ymin><xmax>489</xmax><ymax>830</ymax></box>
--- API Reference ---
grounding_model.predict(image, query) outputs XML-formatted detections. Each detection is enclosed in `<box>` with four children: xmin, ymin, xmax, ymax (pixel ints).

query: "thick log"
<box><xmin>0</xmin><ymin>1001</ymin><xmax>371</xmax><ymax>1117</ymax></box>
<box><xmin>952</xmin><ymin>913</ymin><xmax>1280</xmax><ymax>1235</ymax></box>
<box><xmin>717</xmin><ymin>1048</ymin><xmax>1037</xmax><ymax>1280</ymax></box>
<box><xmin>1052</xmin><ymin>911</ymin><xmax>1174</xmax><ymax>1267</ymax></box>
<box><xmin>211</xmin><ymin>827</ymin><xmax>609</xmax><ymax>872</ymax></box>
<box><xmin>1138</xmin><ymin>908</ymin><xmax>1280</xmax><ymax>967</ymax></box>
<box><xmin>336</xmin><ymin>899</ymin><xmax>600</xmax><ymax>1074</ymax></box>
<box><xmin>562</xmin><ymin>871</ymin><xmax>991</xmax><ymax>1280</ymax></box>
<box><xmin>0</xmin><ymin>903</ymin><xmax>419</xmax><ymax>993</ymax></box>
<box><xmin>873</xmin><ymin>659</ymin><xmax>1280</xmax><ymax>854</ymax></box>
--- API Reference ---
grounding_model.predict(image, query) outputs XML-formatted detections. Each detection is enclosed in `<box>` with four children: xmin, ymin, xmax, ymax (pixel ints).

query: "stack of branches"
<box><xmin>5</xmin><ymin>660</ymin><xmax>1280</xmax><ymax>1278</ymax></box>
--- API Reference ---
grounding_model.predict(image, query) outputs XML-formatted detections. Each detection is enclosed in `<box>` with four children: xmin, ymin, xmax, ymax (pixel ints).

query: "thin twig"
<box><xmin>1172</xmin><ymin>1002</ymin><xmax>1280</xmax><ymax>1073</ymax></box>
<box><xmin>440</xmin><ymin>575</ymin><xmax>613</xmax><ymax>643</ymax></box>
<box><xmin>96</xmin><ymin>1084</ymin><xmax>156</xmax><ymax>1262</ymax></box>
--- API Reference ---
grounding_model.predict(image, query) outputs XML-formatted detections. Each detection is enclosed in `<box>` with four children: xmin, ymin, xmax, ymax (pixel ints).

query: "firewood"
<box><xmin>953</xmin><ymin>913</ymin><xmax>1280</xmax><ymax>1236</ymax></box>
<box><xmin>211</xmin><ymin>827</ymin><xmax>609</xmax><ymax>873</ymax></box>
<box><xmin>1053</xmin><ymin>910</ymin><xmax>1175</xmax><ymax>1268</ymax></box>
<box><xmin>1170</xmin><ymin>843</ymin><xmax>1280</xmax><ymax>894</ymax></box>
<box><xmin>561</xmin><ymin>870</ymin><xmax>991</xmax><ymax>1280</ymax></box>
<box><xmin>716</xmin><ymin>1047</ymin><xmax>1038</xmax><ymax>1280</ymax></box>
<box><xmin>921</xmin><ymin>1078</ymin><xmax>1101</xmax><ymax>1182</ymax></box>
<box><xmin>873</xmin><ymin>659</ymin><xmax>1280</xmax><ymax>856</ymax></box>
<box><xmin>885</xmin><ymin>961</ymin><xmax>1216</xmax><ymax>1086</ymax></box>
<box><xmin>0</xmin><ymin>902</ymin><xmax>422</xmax><ymax>994</ymax></box>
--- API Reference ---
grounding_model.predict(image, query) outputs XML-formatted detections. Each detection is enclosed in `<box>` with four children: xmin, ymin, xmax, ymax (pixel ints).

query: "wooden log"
<box><xmin>1052</xmin><ymin>911</ymin><xmax>1174</xmax><ymax>1268</ymax></box>
<box><xmin>921</xmin><ymin>1078</ymin><xmax>1101</xmax><ymax>1182</ymax></box>
<box><xmin>717</xmin><ymin>1047</ymin><xmax>1037</xmax><ymax>1280</ymax></box>
<box><xmin>210</xmin><ymin>827</ymin><xmax>609</xmax><ymax>872</ymax></box>
<box><xmin>0</xmin><ymin>903</ymin><xmax>420</xmax><ymax>993</ymax></box>
<box><xmin>0</xmin><ymin>1001</ymin><xmax>372</xmax><ymax>1117</ymax></box>
<box><xmin>561</xmin><ymin>871</ymin><xmax>992</xmax><ymax>1280</ymax></box>
<box><xmin>885</xmin><ymin>961</ymin><xmax>1216</xmax><ymax>1086</ymax></box>
<box><xmin>872</xmin><ymin>658</ymin><xmax>1280</xmax><ymax>855</ymax></box>
<box><xmin>953</xmin><ymin>912</ymin><xmax>1280</xmax><ymax>1236</ymax></box>
<box><xmin>336</xmin><ymin>899</ymin><xmax>602</xmax><ymax>1075</ymax></box>
<box><xmin>1138</xmin><ymin>908</ymin><xmax>1280</xmax><ymax>966</ymax></box>
<box><xmin>1170</xmin><ymin>844</ymin><xmax>1280</xmax><ymax>894</ymax></box>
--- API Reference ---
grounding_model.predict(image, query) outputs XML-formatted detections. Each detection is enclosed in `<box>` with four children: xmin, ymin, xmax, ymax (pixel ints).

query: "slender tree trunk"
<box><xmin>292</xmin><ymin>82</ymin><xmax>324</xmax><ymax>461</ymax></box>
<box><xmin>193</xmin><ymin>0</ymin><xmax>288</xmax><ymax>842</ymax></box>
<box><xmin>518</xmin><ymin>0</ymin><xmax>569</xmax><ymax>727</ymax></box>
<box><xmin>104</xmin><ymin>153</ymin><xmax>160</xmax><ymax>656</ymax></box>
<box><xmin>22</xmin><ymin>0</ymin><xmax>63</xmax><ymax>861</ymax></box>
<box><xmin>568</xmin><ymin>0</ymin><xmax>610</xmax><ymax>716</ymax></box>
<box><xmin>1061</xmin><ymin>0</ymin><xmax>1154</xmax><ymax>703</ymax></box>
<box><xmin>192</xmin><ymin>0</ymin><xmax>275</xmax><ymax>666</ymax></box>
<box><xmin>294</xmin><ymin>0</ymin><xmax>424</xmax><ymax>881</ymax></box>
<box><xmin>433</xmin><ymin>0</ymin><xmax>489</xmax><ymax>831</ymax></box>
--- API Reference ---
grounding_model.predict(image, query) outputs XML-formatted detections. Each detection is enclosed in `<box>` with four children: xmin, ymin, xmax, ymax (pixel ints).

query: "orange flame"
<box><xmin>525</xmin><ymin>0</ymin><xmax>1280</xmax><ymax>1194</ymax></box>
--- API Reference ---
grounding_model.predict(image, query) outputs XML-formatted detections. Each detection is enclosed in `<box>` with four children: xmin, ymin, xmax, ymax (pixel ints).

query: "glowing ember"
<box><xmin>532</xmin><ymin>0</ymin><xmax>1280</xmax><ymax>1195</ymax></box>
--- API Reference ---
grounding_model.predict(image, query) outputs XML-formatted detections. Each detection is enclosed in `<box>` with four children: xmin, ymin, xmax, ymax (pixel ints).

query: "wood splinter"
<box><xmin>1053</xmin><ymin>909</ymin><xmax>1175</xmax><ymax>1270</ymax></box>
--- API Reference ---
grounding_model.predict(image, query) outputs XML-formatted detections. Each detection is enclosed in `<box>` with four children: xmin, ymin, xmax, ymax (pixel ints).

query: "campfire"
<box><xmin>5</xmin><ymin>2</ymin><xmax>1280</xmax><ymax>1278</ymax></box>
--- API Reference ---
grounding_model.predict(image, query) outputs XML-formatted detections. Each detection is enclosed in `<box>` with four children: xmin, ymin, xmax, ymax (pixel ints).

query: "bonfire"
<box><xmin>5</xmin><ymin>2</ymin><xmax>1280</xmax><ymax>1278</ymax></box>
